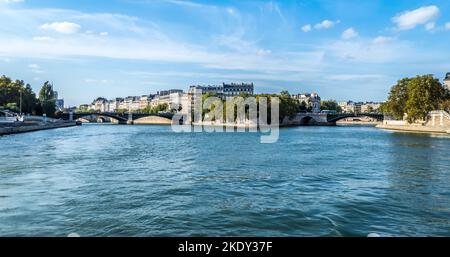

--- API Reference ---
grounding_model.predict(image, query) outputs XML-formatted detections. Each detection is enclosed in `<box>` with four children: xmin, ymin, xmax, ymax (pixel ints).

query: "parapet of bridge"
<box><xmin>61</xmin><ymin>112</ymin><xmax>174</xmax><ymax>125</ymax></box>
<box><xmin>282</xmin><ymin>113</ymin><xmax>332</xmax><ymax>126</ymax></box>
<box><xmin>283</xmin><ymin>112</ymin><xmax>384</xmax><ymax>126</ymax></box>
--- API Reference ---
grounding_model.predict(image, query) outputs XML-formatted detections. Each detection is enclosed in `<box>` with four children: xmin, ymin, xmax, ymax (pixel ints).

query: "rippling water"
<box><xmin>0</xmin><ymin>124</ymin><xmax>449</xmax><ymax>236</ymax></box>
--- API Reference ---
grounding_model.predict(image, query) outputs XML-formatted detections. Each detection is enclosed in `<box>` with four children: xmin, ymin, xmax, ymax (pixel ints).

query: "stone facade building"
<box><xmin>292</xmin><ymin>93</ymin><xmax>321</xmax><ymax>113</ymax></box>
<box><xmin>444</xmin><ymin>72</ymin><xmax>450</xmax><ymax>90</ymax></box>
<box><xmin>189</xmin><ymin>82</ymin><xmax>254</xmax><ymax>98</ymax></box>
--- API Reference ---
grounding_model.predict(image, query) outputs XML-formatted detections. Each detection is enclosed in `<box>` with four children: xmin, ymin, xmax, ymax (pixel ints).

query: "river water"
<box><xmin>0</xmin><ymin>124</ymin><xmax>449</xmax><ymax>236</ymax></box>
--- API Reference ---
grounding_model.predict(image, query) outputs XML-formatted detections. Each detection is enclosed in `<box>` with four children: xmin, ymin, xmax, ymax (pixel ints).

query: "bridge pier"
<box><xmin>127</xmin><ymin>112</ymin><xmax>133</xmax><ymax>125</ymax></box>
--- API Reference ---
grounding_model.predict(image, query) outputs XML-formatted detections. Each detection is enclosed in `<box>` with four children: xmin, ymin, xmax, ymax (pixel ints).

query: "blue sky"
<box><xmin>1</xmin><ymin>0</ymin><xmax>449</xmax><ymax>106</ymax></box>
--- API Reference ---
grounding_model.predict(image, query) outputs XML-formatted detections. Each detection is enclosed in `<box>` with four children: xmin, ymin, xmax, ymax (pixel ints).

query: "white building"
<box><xmin>151</xmin><ymin>89</ymin><xmax>185</xmax><ymax>111</ymax></box>
<box><xmin>361</xmin><ymin>102</ymin><xmax>382</xmax><ymax>113</ymax></box>
<box><xmin>444</xmin><ymin>72</ymin><xmax>450</xmax><ymax>90</ymax></box>
<box><xmin>339</xmin><ymin>101</ymin><xmax>382</xmax><ymax>113</ymax></box>
<box><xmin>122</xmin><ymin>96</ymin><xmax>141</xmax><ymax>111</ymax></box>
<box><xmin>189</xmin><ymin>83</ymin><xmax>254</xmax><ymax>98</ymax></box>
<box><xmin>107</xmin><ymin>98</ymin><xmax>123</xmax><ymax>112</ymax></box>
<box><xmin>139</xmin><ymin>95</ymin><xmax>155</xmax><ymax>110</ymax></box>
<box><xmin>157</xmin><ymin>92</ymin><xmax>187</xmax><ymax>111</ymax></box>
<box><xmin>292</xmin><ymin>93</ymin><xmax>321</xmax><ymax>113</ymax></box>
<box><xmin>91</xmin><ymin>97</ymin><xmax>109</xmax><ymax>112</ymax></box>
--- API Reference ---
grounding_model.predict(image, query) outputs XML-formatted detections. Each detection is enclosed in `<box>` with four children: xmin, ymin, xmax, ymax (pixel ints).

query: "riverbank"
<box><xmin>376</xmin><ymin>124</ymin><xmax>450</xmax><ymax>134</ymax></box>
<box><xmin>0</xmin><ymin>121</ymin><xmax>79</xmax><ymax>136</ymax></box>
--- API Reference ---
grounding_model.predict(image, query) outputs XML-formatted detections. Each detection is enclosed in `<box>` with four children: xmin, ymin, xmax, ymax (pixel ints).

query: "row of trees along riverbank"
<box><xmin>197</xmin><ymin>91</ymin><xmax>319</xmax><ymax>122</ymax></box>
<box><xmin>0</xmin><ymin>75</ymin><xmax>58</xmax><ymax>117</ymax></box>
<box><xmin>380</xmin><ymin>75</ymin><xmax>450</xmax><ymax>123</ymax></box>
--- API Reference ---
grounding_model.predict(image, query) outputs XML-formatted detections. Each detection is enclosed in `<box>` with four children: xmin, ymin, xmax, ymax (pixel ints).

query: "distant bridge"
<box><xmin>61</xmin><ymin>112</ymin><xmax>175</xmax><ymax>124</ymax></box>
<box><xmin>326</xmin><ymin>113</ymin><xmax>384</xmax><ymax>122</ymax></box>
<box><xmin>284</xmin><ymin>112</ymin><xmax>384</xmax><ymax>125</ymax></box>
<box><xmin>62</xmin><ymin>111</ymin><xmax>383</xmax><ymax>126</ymax></box>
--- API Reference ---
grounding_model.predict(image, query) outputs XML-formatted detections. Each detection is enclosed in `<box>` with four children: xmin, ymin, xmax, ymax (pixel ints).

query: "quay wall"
<box><xmin>377</xmin><ymin>111</ymin><xmax>450</xmax><ymax>134</ymax></box>
<box><xmin>0</xmin><ymin>121</ymin><xmax>78</xmax><ymax>136</ymax></box>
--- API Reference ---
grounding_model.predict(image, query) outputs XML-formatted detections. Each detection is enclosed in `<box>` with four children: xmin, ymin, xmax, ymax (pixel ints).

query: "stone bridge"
<box><xmin>282</xmin><ymin>112</ymin><xmax>384</xmax><ymax>126</ymax></box>
<box><xmin>62</xmin><ymin>112</ymin><xmax>175</xmax><ymax>124</ymax></box>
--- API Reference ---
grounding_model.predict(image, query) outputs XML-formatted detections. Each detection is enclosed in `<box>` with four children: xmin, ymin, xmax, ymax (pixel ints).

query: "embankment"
<box><xmin>0</xmin><ymin>121</ymin><xmax>79</xmax><ymax>136</ymax></box>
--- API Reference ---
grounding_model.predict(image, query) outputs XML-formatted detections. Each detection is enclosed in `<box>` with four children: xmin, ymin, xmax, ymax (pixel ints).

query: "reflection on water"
<box><xmin>0</xmin><ymin>124</ymin><xmax>449</xmax><ymax>236</ymax></box>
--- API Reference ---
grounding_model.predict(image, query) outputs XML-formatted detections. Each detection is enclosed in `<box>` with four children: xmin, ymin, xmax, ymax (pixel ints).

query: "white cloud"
<box><xmin>28</xmin><ymin>63</ymin><xmax>39</xmax><ymax>69</ymax></box>
<box><xmin>373</xmin><ymin>36</ymin><xmax>394</xmax><ymax>44</ymax></box>
<box><xmin>33</xmin><ymin>36</ymin><xmax>54</xmax><ymax>41</ymax></box>
<box><xmin>84</xmin><ymin>79</ymin><xmax>113</xmax><ymax>84</ymax></box>
<box><xmin>425</xmin><ymin>22</ymin><xmax>435</xmax><ymax>31</ymax></box>
<box><xmin>324</xmin><ymin>38</ymin><xmax>417</xmax><ymax>64</ymax></box>
<box><xmin>256</xmin><ymin>48</ymin><xmax>271</xmax><ymax>56</ymax></box>
<box><xmin>392</xmin><ymin>5</ymin><xmax>440</xmax><ymax>30</ymax></box>
<box><xmin>314</xmin><ymin>19</ymin><xmax>339</xmax><ymax>30</ymax></box>
<box><xmin>28</xmin><ymin>63</ymin><xmax>45</xmax><ymax>73</ymax></box>
<box><xmin>99</xmin><ymin>32</ymin><xmax>108</xmax><ymax>36</ymax></box>
<box><xmin>226</xmin><ymin>8</ymin><xmax>235</xmax><ymax>15</ymax></box>
<box><xmin>328</xmin><ymin>74</ymin><xmax>387</xmax><ymax>81</ymax></box>
<box><xmin>341</xmin><ymin>28</ymin><xmax>358</xmax><ymax>40</ymax></box>
<box><xmin>40</xmin><ymin>21</ymin><xmax>81</xmax><ymax>34</ymax></box>
<box><xmin>0</xmin><ymin>0</ymin><xmax>24</xmax><ymax>3</ymax></box>
<box><xmin>0</xmin><ymin>2</ymin><xmax>441</xmax><ymax>96</ymax></box>
<box><xmin>445</xmin><ymin>22</ymin><xmax>450</xmax><ymax>30</ymax></box>
<box><xmin>301</xmin><ymin>24</ymin><xmax>311</xmax><ymax>32</ymax></box>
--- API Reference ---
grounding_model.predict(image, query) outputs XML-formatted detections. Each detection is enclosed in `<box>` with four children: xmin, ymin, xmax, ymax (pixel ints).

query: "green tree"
<box><xmin>21</xmin><ymin>83</ymin><xmax>37</xmax><ymax>114</ymax></box>
<box><xmin>278</xmin><ymin>92</ymin><xmax>299</xmax><ymax>119</ymax></box>
<box><xmin>152</xmin><ymin>103</ymin><xmax>168</xmax><ymax>113</ymax></box>
<box><xmin>34</xmin><ymin>102</ymin><xmax>44</xmax><ymax>116</ymax></box>
<box><xmin>0</xmin><ymin>75</ymin><xmax>13</xmax><ymax>106</ymax></box>
<box><xmin>38</xmin><ymin>81</ymin><xmax>56</xmax><ymax>117</ymax></box>
<box><xmin>383</xmin><ymin>78</ymin><xmax>411</xmax><ymax>120</ymax></box>
<box><xmin>299</xmin><ymin>101</ymin><xmax>307</xmax><ymax>112</ymax></box>
<box><xmin>6</xmin><ymin>103</ymin><xmax>18</xmax><ymax>112</ymax></box>
<box><xmin>405</xmin><ymin>75</ymin><xmax>446</xmax><ymax>123</ymax></box>
<box><xmin>320</xmin><ymin>100</ymin><xmax>341</xmax><ymax>112</ymax></box>
<box><xmin>141</xmin><ymin>105</ymin><xmax>153</xmax><ymax>113</ymax></box>
<box><xmin>440</xmin><ymin>99</ymin><xmax>450</xmax><ymax>112</ymax></box>
<box><xmin>0</xmin><ymin>76</ymin><xmax>37</xmax><ymax>114</ymax></box>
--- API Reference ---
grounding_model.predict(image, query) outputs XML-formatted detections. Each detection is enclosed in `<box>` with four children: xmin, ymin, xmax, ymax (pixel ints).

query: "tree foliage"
<box><xmin>320</xmin><ymin>100</ymin><xmax>341</xmax><ymax>112</ymax></box>
<box><xmin>38</xmin><ymin>81</ymin><xmax>56</xmax><ymax>117</ymax></box>
<box><xmin>383</xmin><ymin>75</ymin><xmax>449</xmax><ymax>123</ymax></box>
<box><xmin>0</xmin><ymin>75</ymin><xmax>37</xmax><ymax>114</ymax></box>
<box><xmin>141</xmin><ymin>103</ymin><xmax>169</xmax><ymax>113</ymax></box>
<box><xmin>405</xmin><ymin>75</ymin><xmax>446</xmax><ymax>123</ymax></box>
<box><xmin>383</xmin><ymin>78</ymin><xmax>411</xmax><ymax>120</ymax></box>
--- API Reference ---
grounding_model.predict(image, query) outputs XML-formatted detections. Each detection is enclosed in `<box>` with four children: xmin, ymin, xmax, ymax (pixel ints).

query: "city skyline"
<box><xmin>1</xmin><ymin>0</ymin><xmax>450</xmax><ymax>106</ymax></box>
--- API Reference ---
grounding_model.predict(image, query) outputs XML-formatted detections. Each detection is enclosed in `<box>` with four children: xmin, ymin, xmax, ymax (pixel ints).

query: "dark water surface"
<box><xmin>1</xmin><ymin>124</ymin><xmax>449</xmax><ymax>236</ymax></box>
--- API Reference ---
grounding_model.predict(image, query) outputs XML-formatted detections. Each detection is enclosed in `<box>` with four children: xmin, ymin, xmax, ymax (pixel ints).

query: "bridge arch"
<box><xmin>62</xmin><ymin>112</ymin><xmax>175</xmax><ymax>124</ymax></box>
<box><xmin>133</xmin><ymin>115</ymin><xmax>172</xmax><ymax>124</ymax></box>
<box><xmin>327</xmin><ymin>113</ymin><xmax>384</xmax><ymax>123</ymax></box>
<box><xmin>76</xmin><ymin>114</ymin><xmax>120</xmax><ymax>123</ymax></box>
<box><xmin>299</xmin><ymin>116</ymin><xmax>318</xmax><ymax>125</ymax></box>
